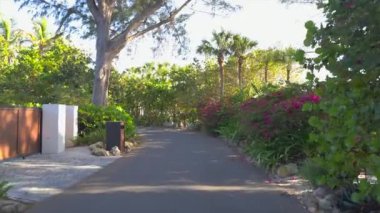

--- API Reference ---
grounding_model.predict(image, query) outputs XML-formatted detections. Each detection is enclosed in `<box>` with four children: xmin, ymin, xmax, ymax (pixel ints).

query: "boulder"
<box><xmin>313</xmin><ymin>186</ymin><xmax>333</xmax><ymax>199</ymax></box>
<box><xmin>317</xmin><ymin>194</ymin><xmax>336</xmax><ymax>211</ymax></box>
<box><xmin>125</xmin><ymin>141</ymin><xmax>135</xmax><ymax>152</ymax></box>
<box><xmin>110</xmin><ymin>146</ymin><xmax>121</xmax><ymax>156</ymax></box>
<box><xmin>276</xmin><ymin>163</ymin><xmax>299</xmax><ymax>177</ymax></box>
<box><xmin>91</xmin><ymin>147</ymin><xmax>110</xmax><ymax>156</ymax></box>
<box><xmin>89</xmin><ymin>141</ymin><xmax>104</xmax><ymax>152</ymax></box>
<box><xmin>163</xmin><ymin>121</ymin><xmax>174</xmax><ymax>127</ymax></box>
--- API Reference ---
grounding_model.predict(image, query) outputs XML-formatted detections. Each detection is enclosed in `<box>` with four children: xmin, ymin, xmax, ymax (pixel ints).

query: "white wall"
<box><xmin>42</xmin><ymin>104</ymin><xmax>66</xmax><ymax>154</ymax></box>
<box><xmin>65</xmin><ymin>105</ymin><xmax>78</xmax><ymax>147</ymax></box>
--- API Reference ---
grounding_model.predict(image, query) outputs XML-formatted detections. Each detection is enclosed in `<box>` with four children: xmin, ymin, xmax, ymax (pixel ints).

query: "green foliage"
<box><xmin>78</xmin><ymin>104</ymin><xmax>136</xmax><ymax>139</ymax></box>
<box><xmin>216</xmin><ymin>120</ymin><xmax>240</xmax><ymax>142</ymax></box>
<box><xmin>245</xmin><ymin>139</ymin><xmax>293</xmax><ymax>169</ymax></box>
<box><xmin>0</xmin><ymin>181</ymin><xmax>11</xmax><ymax>198</ymax></box>
<box><xmin>197</xmin><ymin>30</ymin><xmax>234</xmax><ymax>98</ymax></box>
<box><xmin>74</xmin><ymin>128</ymin><xmax>105</xmax><ymax>146</ymax></box>
<box><xmin>300</xmin><ymin>0</ymin><xmax>380</xmax><ymax>208</ymax></box>
<box><xmin>109</xmin><ymin>63</ymin><xmax>202</xmax><ymax>127</ymax></box>
<box><xmin>300</xmin><ymin>159</ymin><xmax>330</xmax><ymax>186</ymax></box>
<box><xmin>197</xmin><ymin>30</ymin><xmax>234</xmax><ymax>57</ymax></box>
<box><xmin>0</xmin><ymin>38</ymin><xmax>92</xmax><ymax>105</ymax></box>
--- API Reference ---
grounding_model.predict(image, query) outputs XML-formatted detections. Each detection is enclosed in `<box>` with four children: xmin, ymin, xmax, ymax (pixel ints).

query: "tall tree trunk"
<box><xmin>238</xmin><ymin>57</ymin><xmax>243</xmax><ymax>89</ymax></box>
<box><xmin>92</xmin><ymin>52</ymin><xmax>112</xmax><ymax>106</ymax></box>
<box><xmin>218</xmin><ymin>56</ymin><xmax>224</xmax><ymax>99</ymax></box>
<box><xmin>286</xmin><ymin>63</ymin><xmax>292</xmax><ymax>84</ymax></box>
<box><xmin>92</xmin><ymin>20</ymin><xmax>112</xmax><ymax>106</ymax></box>
<box><xmin>264</xmin><ymin>62</ymin><xmax>268</xmax><ymax>84</ymax></box>
<box><xmin>86</xmin><ymin>0</ymin><xmax>190</xmax><ymax>105</ymax></box>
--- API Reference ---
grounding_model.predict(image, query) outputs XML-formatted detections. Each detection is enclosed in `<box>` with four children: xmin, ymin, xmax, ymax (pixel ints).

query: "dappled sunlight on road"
<box><xmin>68</xmin><ymin>183</ymin><xmax>291</xmax><ymax>194</ymax></box>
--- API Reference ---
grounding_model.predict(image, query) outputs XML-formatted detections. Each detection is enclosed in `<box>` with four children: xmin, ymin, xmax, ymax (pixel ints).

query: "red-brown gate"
<box><xmin>0</xmin><ymin>108</ymin><xmax>42</xmax><ymax>160</ymax></box>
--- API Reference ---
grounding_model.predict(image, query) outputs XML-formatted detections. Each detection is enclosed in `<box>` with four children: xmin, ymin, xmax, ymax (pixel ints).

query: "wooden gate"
<box><xmin>0</xmin><ymin>108</ymin><xmax>42</xmax><ymax>160</ymax></box>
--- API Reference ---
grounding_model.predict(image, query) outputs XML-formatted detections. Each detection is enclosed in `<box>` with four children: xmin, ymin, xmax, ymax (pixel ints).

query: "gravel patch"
<box><xmin>0</xmin><ymin>146</ymin><xmax>121</xmax><ymax>203</ymax></box>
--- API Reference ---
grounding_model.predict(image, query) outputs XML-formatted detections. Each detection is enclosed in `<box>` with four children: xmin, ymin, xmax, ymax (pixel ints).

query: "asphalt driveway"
<box><xmin>27</xmin><ymin>128</ymin><xmax>306</xmax><ymax>213</ymax></box>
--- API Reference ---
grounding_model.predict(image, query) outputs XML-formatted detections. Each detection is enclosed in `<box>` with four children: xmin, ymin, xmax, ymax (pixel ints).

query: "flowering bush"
<box><xmin>240</xmin><ymin>86</ymin><xmax>320</xmax><ymax>168</ymax></box>
<box><xmin>198</xmin><ymin>99</ymin><xmax>223</xmax><ymax>133</ymax></box>
<box><xmin>198</xmin><ymin>85</ymin><xmax>321</xmax><ymax>168</ymax></box>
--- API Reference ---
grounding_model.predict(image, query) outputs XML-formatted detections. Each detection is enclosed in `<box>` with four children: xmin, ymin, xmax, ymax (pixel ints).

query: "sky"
<box><xmin>0</xmin><ymin>0</ymin><xmax>325</xmax><ymax>71</ymax></box>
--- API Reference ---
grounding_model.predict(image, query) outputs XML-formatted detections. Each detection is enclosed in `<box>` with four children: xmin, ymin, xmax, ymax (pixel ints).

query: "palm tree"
<box><xmin>0</xmin><ymin>18</ymin><xmax>22</xmax><ymax>64</ymax></box>
<box><xmin>0</xmin><ymin>19</ymin><xmax>11</xmax><ymax>41</ymax></box>
<box><xmin>31</xmin><ymin>18</ymin><xmax>50</xmax><ymax>51</ymax></box>
<box><xmin>255</xmin><ymin>48</ymin><xmax>282</xmax><ymax>84</ymax></box>
<box><xmin>231</xmin><ymin>35</ymin><xmax>257</xmax><ymax>89</ymax></box>
<box><xmin>197</xmin><ymin>30</ymin><xmax>233</xmax><ymax>98</ymax></box>
<box><xmin>281</xmin><ymin>47</ymin><xmax>297</xmax><ymax>84</ymax></box>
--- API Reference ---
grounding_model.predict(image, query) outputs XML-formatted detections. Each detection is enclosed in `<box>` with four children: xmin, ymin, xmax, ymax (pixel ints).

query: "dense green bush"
<box><xmin>299</xmin><ymin>0</ymin><xmax>380</xmax><ymax>208</ymax></box>
<box><xmin>78</xmin><ymin>104</ymin><xmax>136</xmax><ymax>140</ymax></box>
<box><xmin>109</xmin><ymin>64</ymin><xmax>200</xmax><ymax>127</ymax></box>
<box><xmin>0</xmin><ymin>39</ymin><xmax>92</xmax><ymax>105</ymax></box>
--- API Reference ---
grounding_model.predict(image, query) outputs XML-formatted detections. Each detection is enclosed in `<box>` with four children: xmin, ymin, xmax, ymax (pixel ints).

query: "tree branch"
<box><xmin>129</xmin><ymin>0</ymin><xmax>192</xmax><ymax>40</ymax></box>
<box><xmin>110</xmin><ymin>0</ymin><xmax>165</xmax><ymax>46</ymax></box>
<box><xmin>86</xmin><ymin>0</ymin><xmax>100</xmax><ymax>21</ymax></box>
<box><xmin>109</xmin><ymin>0</ymin><xmax>192</xmax><ymax>55</ymax></box>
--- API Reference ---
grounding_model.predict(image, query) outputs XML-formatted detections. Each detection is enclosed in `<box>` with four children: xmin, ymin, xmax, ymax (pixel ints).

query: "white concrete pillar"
<box><xmin>42</xmin><ymin>104</ymin><xmax>66</xmax><ymax>154</ymax></box>
<box><xmin>65</xmin><ymin>105</ymin><xmax>78</xmax><ymax>147</ymax></box>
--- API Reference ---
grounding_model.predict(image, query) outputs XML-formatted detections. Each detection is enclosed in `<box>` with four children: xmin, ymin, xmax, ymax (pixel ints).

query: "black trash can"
<box><xmin>106</xmin><ymin>122</ymin><xmax>125</xmax><ymax>152</ymax></box>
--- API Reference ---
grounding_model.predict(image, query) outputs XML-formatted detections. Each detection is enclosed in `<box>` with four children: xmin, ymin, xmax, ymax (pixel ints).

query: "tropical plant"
<box><xmin>231</xmin><ymin>34</ymin><xmax>257</xmax><ymax>89</ymax></box>
<box><xmin>300</xmin><ymin>0</ymin><xmax>380</xmax><ymax>208</ymax></box>
<box><xmin>253</xmin><ymin>48</ymin><xmax>283</xmax><ymax>84</ymax></box>
<box><xmin>31</xmin><ymin>18</ymin><xmax>51</xmax><ymax>52</ymax></box>
<box><xmin>197</xmin><ymin>30</ymin><xmax>233</xmax><ymax>98</ymax></box>
<box><xmin>0</xmin><ymin>17</ymin><xmax>22</xmax><ymax>64</ymax></box>
<box><xmin>280</xmin><ymin>47</ymin><xmax>297</xmax><ymax>84</ymax></box>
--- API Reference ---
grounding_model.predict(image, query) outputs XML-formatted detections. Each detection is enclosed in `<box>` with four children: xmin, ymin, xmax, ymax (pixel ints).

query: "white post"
<box><xmin>65</xmin><ymin>105</ymin><xmax>78</xmax><ymax>147</ymax></box>
<box><xmin>42</xmin><ymin>104</ymin><xmax>66</xmax><ymax>154</ymax></box>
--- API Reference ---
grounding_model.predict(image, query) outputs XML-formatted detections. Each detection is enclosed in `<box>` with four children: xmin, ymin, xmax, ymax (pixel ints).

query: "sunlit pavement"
<box><xmin>27</xmin><ymin>128</ymin><xmax>306</xmax><ymax>213</ymax></box>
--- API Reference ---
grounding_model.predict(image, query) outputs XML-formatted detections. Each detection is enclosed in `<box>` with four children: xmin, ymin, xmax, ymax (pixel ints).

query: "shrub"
<box><xmin>299</xmin><ymin>0</ymin><xmax>380</xmax><ymax>208</ymax></box>
<box><xmin>216</xmin><ymin>119</ymin><xmax>241</xmax><ymax>142</ymax></box>
<box><xmin>78</xmin><ymin>104</ymin><xmax>136</xmax><ymax>139</ymax></box>
<box><xmin>198</xmin><ymin>99</ymin><xmax>223</xmax><ymax>134</ymax></box>
<box><xmin>74</xmin><ymin>128</ymin><xmax>105</xmax><ymax>146</ymax></box>
<box><xmin>216</xmin><ymin>95</ymin><xmax>248</xmax><ymax>142</ymax></box>
<box><xmin>240</xmin><ymin>85</ymin><xmax>319</xmax><ymax>168</ymax></box>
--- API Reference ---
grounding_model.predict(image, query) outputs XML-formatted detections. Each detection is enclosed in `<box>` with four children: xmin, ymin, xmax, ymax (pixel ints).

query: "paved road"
<box><xmin>27</xmin><ymin>128</ymin><xmax>306</xmax><ymax>213</ymax></box>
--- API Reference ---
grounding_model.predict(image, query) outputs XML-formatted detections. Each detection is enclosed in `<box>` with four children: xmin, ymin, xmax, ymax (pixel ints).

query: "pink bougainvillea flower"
<box><xmin>291</xmin><ymin>101</ymin><xmax>302</xmax><ymax>110</ymax></box>
<box><xmin>309</xmin><ymin>94</ymin><xmax>320</xmax><ymax>103</ymax></box>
